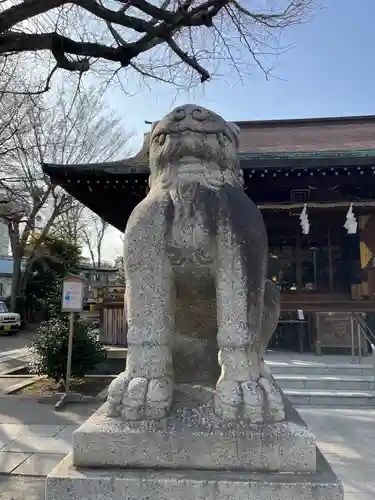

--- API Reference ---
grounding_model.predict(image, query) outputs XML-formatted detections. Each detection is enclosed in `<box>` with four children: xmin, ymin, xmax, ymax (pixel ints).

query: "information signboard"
<box><xmin>61</xmin><ymin>276</ymin><xmax>85</xmax><ymax>312</ymax></box>
<box><xmin>55</xmin><ymin>275</ymin><xmax>86</xmax><ymax>411</ymax></box>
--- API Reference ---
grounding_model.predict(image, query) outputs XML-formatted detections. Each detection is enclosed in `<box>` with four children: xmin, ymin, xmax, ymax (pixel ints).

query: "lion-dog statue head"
<box><xmin>148</xmin><ymin>104</ymin><xmax>243</xmax><ymax>191</ymax></box>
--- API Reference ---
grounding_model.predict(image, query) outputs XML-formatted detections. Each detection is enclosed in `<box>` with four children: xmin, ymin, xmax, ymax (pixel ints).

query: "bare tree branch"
<box><xmin>1</xmin><ymin>64</ymin><xmax>59</xmax><ymax>95</ymax></box>
<box><xmin>0</xmin><ymin>0</ymin><xmax>315</xmax><ymax>93</ymax></box>
<box><xmin>167</xmin><ymin>35</ymin><xmax>209</xmax><ymax>82</ymax></box>
<box><xmin>52</xmin><ymin>201</ymin><xmax>85</xmax><ymax>245</ymax></box>
<box><xmin>0</xmin><ymin>0</ymin><xmax>67</xmax><ymax>32</ymax></box>
<box><xmin>73</xmin><ymin>0</ymin><xmax>153</xmax><ymax>31</ymax></box>
<box><xmin>80</xmin><ymin>214</ymin><xmax>109</xmax><ymax>268</ymax></box>
<box><xmin>0</xmin><ymin>81</ymin><xmax>131</xmax><ymax>310</ymax></box>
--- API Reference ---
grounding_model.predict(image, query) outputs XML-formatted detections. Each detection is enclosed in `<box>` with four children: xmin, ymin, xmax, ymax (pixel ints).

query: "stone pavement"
<box><xmin>0</xmin><ymin>398</ymin><xmax>373</xmax><ymax>499</ymax></box>
<box><xmin>0</xmin><ymin>399</ymin><xmax>372</xmax><ymax>499</ymax></box>
<box><xmin>299</xmin><ymin>406</ymin><xmax>375</xmax><ymax>500</ymax></box>
<box><xmin>0</xmin><ymin>345</ymin><xmax>373</xmax><ymax>499</ymax></box>
<box><xmin>0</xmin><ymin>397</ymin><xmax>101</xmax><ymax>499</ymax></box>
<box><xmin>0</xmin><ymin>328</ymin><xmax>37</xmax><ymax>374</ymax></box>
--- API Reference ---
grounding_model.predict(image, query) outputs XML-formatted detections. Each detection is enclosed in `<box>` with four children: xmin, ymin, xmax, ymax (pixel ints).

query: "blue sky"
<box><xmin>105</xmin><ymin>0</ymin><xmax>374</xmax><ymax>151</ymax></box>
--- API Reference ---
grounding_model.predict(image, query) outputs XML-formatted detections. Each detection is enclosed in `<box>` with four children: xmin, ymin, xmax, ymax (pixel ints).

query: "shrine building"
<box><xmin>43</xmin><ymin>114</ymin><xmax>375</xmax><ymax>355</ymax></box>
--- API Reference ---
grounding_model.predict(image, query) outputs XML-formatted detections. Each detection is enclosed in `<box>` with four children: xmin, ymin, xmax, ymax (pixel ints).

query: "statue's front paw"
<box><xmin>213</xmin><ymin>377</ymin><xmax>285</xmax><ymax>423</ymax></box>
<box><xmin>214</xmin><ymin>379</ymin><xmax>264</xmax><ymax>423</ymax></box>
<box><xmin>107</xmin><ymin>373</ymin><xmax>173</xmax><ymax>420</ymax></box>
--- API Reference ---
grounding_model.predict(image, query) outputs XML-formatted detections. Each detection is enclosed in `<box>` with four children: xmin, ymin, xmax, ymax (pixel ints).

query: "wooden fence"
<box><xmin>100</xmin><ymin>302</ymin><xmax>127</xmax><ymax>346</ymax></box>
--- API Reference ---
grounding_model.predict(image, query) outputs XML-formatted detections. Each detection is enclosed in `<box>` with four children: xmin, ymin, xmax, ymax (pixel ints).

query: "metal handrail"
<box><xmin>350</xmin><ymin>314</ymin><xmax>375</xmax><ymax>371</ymax></box>
<box><xmin>354</xmin><ymin>313</ymin><xmax>375</xmax><ymax>345</ymax></box>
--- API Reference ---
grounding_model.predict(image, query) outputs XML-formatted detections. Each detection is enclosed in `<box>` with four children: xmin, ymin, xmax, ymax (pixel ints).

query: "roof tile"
<box><xmin>236</xmin><ymin>119</ymin><xmax>375</xmax><ymax>153</ymax></box>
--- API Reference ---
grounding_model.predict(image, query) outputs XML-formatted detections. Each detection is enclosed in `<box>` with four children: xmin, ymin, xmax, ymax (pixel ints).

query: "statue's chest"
<box><xmin>167</xmin><ymin>206</ymin><xmax>213</xmax><ymax>267</ymax></box>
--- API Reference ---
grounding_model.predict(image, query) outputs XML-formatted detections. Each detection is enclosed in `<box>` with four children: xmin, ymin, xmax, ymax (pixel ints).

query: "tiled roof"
<box><xmin>42</xmin><ymin>115</ymin><xmax>375</xmax><ymax>175</ymax></box>
<box><xmin>235</xmin><ymin>115</ymin><xmax>375</xmax><ymax>154</ymax></box>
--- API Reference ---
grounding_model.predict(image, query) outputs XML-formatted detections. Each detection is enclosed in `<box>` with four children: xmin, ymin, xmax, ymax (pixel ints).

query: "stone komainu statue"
<box><xmin>107</xmin><ymin>104</ymin><xmax>284</xmax><ymax>423</ymax></box>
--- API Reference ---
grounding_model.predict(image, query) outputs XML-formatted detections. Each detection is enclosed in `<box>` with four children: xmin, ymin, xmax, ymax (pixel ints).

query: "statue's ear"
<box><xmin>151</xmin><ymin>120</ymin><xmax>160</xmax><ymax>133</ymax></box>
<box><xmin>228</xmin><ymin>122</ymin><xmax>240</xmax><ymax>139</ymax></box>
<box><xmin>227</xmin><ymin>122</ymin><xmax>240</xmax><ymax>147</ymax></box>
<box><xmin>142</xmin><ymin>132</ymin><xmax>151</xmax><ymax>155</ymax></box>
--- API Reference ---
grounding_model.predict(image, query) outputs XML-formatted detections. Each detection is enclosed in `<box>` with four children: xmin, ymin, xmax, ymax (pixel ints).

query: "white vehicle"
<box><xmin>0</xmin><ymin>301</ymin><xmax>21</xmax><ymax>334</ymax></box>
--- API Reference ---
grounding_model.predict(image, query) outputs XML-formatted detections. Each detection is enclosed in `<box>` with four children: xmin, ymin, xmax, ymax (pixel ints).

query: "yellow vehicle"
<box><xmin>0</xmin><ymin>301</ymin><xmax>21</xmax><ymax>334</ymax></box>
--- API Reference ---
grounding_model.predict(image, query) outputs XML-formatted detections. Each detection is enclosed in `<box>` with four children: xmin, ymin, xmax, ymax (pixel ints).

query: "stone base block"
<box><xmin>73</xmin><ymin>385</ymin><xmax>316</xmax><ymax>472</ymax></box>
<box><xmin>46</xmin><ymin>452</ymin><xmax>343</xmax><ymax>500</ymax></box>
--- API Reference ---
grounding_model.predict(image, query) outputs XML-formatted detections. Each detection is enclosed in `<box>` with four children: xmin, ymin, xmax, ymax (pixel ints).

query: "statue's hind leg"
<box><xmin>259</xmin><ymin>279</ymin><xmax>285</xmax><ymax>421</ymax></box>
<box><xmin>214</xmin><ymin>223</ymin><xmax>266</xmax><ymax>423</ymax></box>
<box><xmin>213</xmin><ymin>223</ymin><xmax>284</xmax><ymax>423</ymax></box>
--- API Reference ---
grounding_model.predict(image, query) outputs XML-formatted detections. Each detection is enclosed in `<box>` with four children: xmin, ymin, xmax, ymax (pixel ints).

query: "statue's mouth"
<box><xmin>178</xmin><ymin>156</ymin><xmax>201</xmax><ymax>164</ymax></box>
<box><xmin>152</xmin><ymin>127</ymin><xmax>231</xmax><ymax>147</ymax></box>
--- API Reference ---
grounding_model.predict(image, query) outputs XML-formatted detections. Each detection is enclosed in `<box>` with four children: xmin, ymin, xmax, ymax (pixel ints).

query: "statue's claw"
<box><xmin>107</xmin><ymin>373</ymin><xmax>173</xmax><ymax>420</ymax></box>
<box><xmin>213</xmin><ymin>376</ymin><xmax>284</xmax><ymax>423</ymax></box>
<box><xmin>258</xmin><ymin>376</ymin><xmax>285</xmax><ymax>422</ymax></box>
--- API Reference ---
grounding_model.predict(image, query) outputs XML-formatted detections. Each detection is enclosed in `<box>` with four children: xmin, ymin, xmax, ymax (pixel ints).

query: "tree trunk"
<box><xmin>19</xmin><ymin>259</ymin><xmax>33</xmax><ymax>297</ymax></box>
<box><xmin>10</xmin><ymin>255</ymin><xmax>21</xmax><ymax>312</ymax></box>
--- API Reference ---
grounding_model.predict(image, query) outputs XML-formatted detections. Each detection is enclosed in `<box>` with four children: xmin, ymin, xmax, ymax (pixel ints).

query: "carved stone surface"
<box><xmin>74</xmin><ymin>386</ymin><xmax>315</xmax><ymax>472</ymax></box>
<box><xmin>107</xmin><ymin>104</ymin><xmax>283</xmax><ymax>423</ymax></box>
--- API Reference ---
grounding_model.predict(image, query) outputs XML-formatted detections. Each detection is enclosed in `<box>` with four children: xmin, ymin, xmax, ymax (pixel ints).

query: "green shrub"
<box><xmin>29</xmin><ymin>316</ymin><xmax>106</xmax><ymax>386</ymax></box>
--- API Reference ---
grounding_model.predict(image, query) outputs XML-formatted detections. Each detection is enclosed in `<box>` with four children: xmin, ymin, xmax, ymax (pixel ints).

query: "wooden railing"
<box><xmin>97</xmin><ymin>292</ymin><xmax>375</xmax><ymax>348</ymax></box>
<box><xmin>281</xmin><ymin>292</ymin><xmax>375</xmax><ymax>312</ymax></box>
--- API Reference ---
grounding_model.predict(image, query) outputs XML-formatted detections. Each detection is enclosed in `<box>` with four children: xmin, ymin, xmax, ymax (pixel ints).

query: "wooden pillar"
<box><xmin>359</xmin><ymin>215</ymin><xmax>375</xmax><ymax>298</ymax></box>
<box><xmin>296</xmin><ymin>232</ymin><xmax>303</xmax><ymax>291</ymax></box>
<box><xmin>328</xmin><ymin>225</ymin><xmax>333</xmax><ymax>292</ymax></box>
<box><xmin>315</xmin><ymin>313</ymin><xmax>322</xmax><ymax>356</ymax></box>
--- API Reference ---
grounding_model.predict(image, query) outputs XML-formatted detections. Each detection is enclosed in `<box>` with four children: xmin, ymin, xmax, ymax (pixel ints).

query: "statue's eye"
<box><xmin>192</xmin><ymin>107</ymin><xmax>207</xmax><ymax>121</ymax></box>
<box><xmin>173</xmin><ymin>108</ymin><xmax>186</xmax><ymax>121</ymax></box>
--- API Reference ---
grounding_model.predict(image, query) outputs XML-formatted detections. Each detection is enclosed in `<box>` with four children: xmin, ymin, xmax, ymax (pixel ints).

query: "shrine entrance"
<box><xmin>264</xmin><ymin>211</ymin><xmax>361</xmax><ymax>352</ymax></box>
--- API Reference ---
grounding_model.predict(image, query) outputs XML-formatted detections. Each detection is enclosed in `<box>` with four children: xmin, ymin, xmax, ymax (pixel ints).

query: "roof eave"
<box><xmin>43</xmin><ymin>150</ymin><xmax>375</xmax><ymax>178</ymax></box>
<box><xmin>234</xmin><ymin>114</ymin><xmax>375</xmax><ymax>128</ymax></box>
<box><xmin>42</xmin><ymin>160</ymin><xmax>149</xmax><ymax>177</ymax></box>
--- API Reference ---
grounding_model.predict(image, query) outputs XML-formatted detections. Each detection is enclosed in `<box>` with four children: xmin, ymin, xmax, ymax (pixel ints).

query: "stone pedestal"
<box><xmin>47</xmin><ymin>451</ymin><xmax>343</xmax><ymax>500</ymax></box>
<box><xmin>73</xmin><ymin>385</ymin><xmax>315</xmax><ymax>472</ymax></box>
<box><xmin>46</xmin><ymin>385</ymin><xmax>343</xmax><ymax>500</ymax></box>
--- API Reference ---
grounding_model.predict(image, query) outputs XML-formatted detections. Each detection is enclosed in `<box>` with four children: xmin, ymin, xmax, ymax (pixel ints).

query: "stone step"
<box><xmin>284</xmin><ymin>388</ymin><xmax>375</xmax><ymax>407</ymax></box>
<box><xmin>275</xmin><ymin>374</ymin><xmax>374</xmax><ymax>391</ymax></box>
<box><xmin>267</xmin><ymin>361</ymin><xmax>374</xmax><ymax>377</ymax></box>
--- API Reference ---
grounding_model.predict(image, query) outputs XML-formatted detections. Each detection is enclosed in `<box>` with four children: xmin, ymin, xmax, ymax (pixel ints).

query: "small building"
<box><xmin>42</xmin><ymin>113</ymin><xmax>375</xmax><ymax>354</ymax></box>
<box><xmin>76</xmin><ymin>261</ymin><xmax>118</xmax><ymax>289</ymax></box>
<box><xmin>0</xmin><ymin>257</ymin><xmax>13</xmax><ymax>298</ymax></box>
